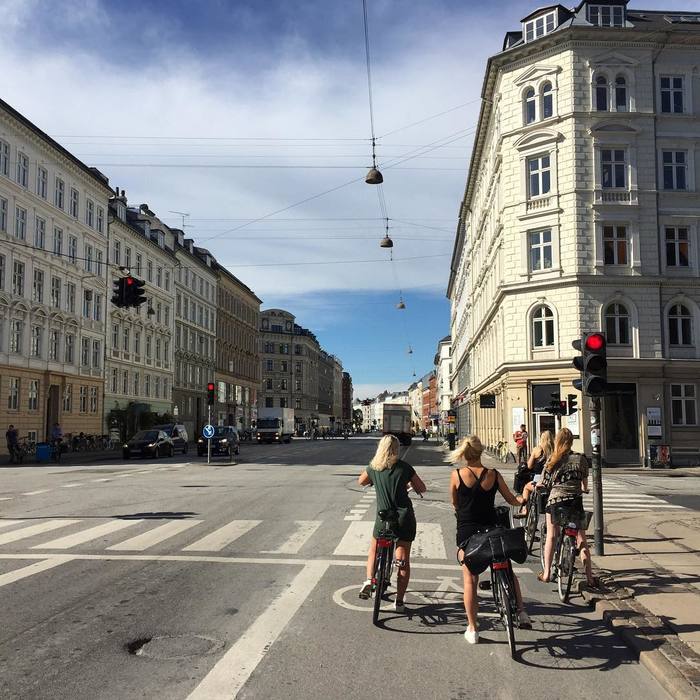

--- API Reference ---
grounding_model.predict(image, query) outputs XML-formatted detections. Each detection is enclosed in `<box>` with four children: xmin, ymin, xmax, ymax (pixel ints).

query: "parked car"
<box><xmin>152</xmin><ymin>424</ymin><xmax>189</xmax><ymax>454</ymax></box>
<box><xmin>123</xmin><ymin>430</ymin><xmax>174</xmax><ymax>459</ymax></box>
<box><xmin>197</xmin><ymin>425</ymin><xmax>240</xmax><ymax>459</ymax></box>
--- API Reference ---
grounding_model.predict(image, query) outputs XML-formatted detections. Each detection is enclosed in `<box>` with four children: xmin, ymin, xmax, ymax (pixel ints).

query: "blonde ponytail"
<box><xmin>446</xmin><ymin>435</ymin><xmax>483</xmax><ymax>464</ymax></box>
<box><xmin>545</xmin><ymin>427</ymin><xmax>574</xmax><ymax>473</ymax></box>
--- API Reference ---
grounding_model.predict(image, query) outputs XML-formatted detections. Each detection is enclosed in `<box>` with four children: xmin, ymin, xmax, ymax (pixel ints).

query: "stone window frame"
<box><xmin>658</xmin><ymin>140</ymin><xmax>696</xmax><ymax>192</ymax></box>
<box><xmin>658</xmin><ymin>72</ymin><xmax>693</xmax><ymax>115</ymax></box>
<box><xmin>525</xmin><ymin>300</ymin><xmax>560</xmax><ymax>359</ymax></box>
<box><xmin>663</xmin><ymin>295</ymin><xmax>700</xmax><ymax>359</ymax></box>
<box><xmin>593</xmin><ymin>214</ymin><xmax>641</xmax><ymax>274</ymax></box>
<box><xmin>588</xmin><ymin>58</ymin><xmax>637</xmax><ymax>113</ymax></box>
<box><xmin>670</xmin><ymin>383</ymin><xmax>697</xmax><ymax>426</ymax></box>
<box><xmin>599</xmin><ymin>293</ymin><xmax>639</xmax><ymax>357</ymax></box>
<box><xmin>659</xmin><ymin>218</ymin><xmax>698</xmax><ymax>277</ymax></box>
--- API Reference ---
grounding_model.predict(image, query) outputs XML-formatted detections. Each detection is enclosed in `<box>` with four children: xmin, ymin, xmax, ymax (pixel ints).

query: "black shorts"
<box><xmin>547</xmin><ymin>496</ymin><xmax>584</xmax><ymax>520</ymax></box>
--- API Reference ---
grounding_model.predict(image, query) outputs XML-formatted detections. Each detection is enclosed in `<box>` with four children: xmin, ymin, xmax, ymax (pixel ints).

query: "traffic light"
<box><xmin>567</xmin><ymin>394</ymin><xmax>578</xmax><ymax>415</ymax></box>
<box><xmin>572</xmin><ymin>332</ymin><xmax>608</xmax><ymax>396</ymax></box>
<box><xmin>547</xmin><ymin>392</ymin><xmax>567</xmax><ymax>415</ymax></box>
<box><xmin>123</xmin><ymin>276</ymin><xmax>147</xmax><ymax>308</ymax></box>
<box><xmin>207</xmin><ymin>382</ymin><xmax>216</xmax><ymax>405</ymax></box>
<box><xmin>111</xmin><ymin>277</ymin><xmax>127</xmax><ymax>307</ymax></box>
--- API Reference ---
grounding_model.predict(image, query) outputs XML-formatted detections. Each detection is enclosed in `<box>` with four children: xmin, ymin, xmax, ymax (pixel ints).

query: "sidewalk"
<box><xmin>1</xmin><ymin>448</ymin><xmax>122</xmax><ymax>469</ymax></box>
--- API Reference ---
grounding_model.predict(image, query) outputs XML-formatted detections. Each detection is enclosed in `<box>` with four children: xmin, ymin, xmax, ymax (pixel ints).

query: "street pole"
<box><xmin>590</xmin><ymin>396</ymin><xmax>604</xmax><ymax>556</ymax></box>
<box><xmin>207</xmin><ymin>404</ymin><xmax>211</xmax><ymax>465</ymax></box>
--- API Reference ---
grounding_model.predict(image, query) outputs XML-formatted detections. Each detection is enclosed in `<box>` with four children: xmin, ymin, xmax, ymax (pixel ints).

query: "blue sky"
<box><xmin>1</xmin><ymin>0</ymin><xmax>692</xmax><ymax>396</ymax></box>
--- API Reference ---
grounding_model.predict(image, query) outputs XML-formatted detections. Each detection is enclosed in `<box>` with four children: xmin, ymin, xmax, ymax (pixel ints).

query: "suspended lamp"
<box><xmin>365</xmin><ymin>138</ymin><xmax>383</xmax><ymax>184</ymax></box>
<box><xmin>396</xmin><ymin>297</ymin><xmax>406</xmax><ymax>310</ymax></box>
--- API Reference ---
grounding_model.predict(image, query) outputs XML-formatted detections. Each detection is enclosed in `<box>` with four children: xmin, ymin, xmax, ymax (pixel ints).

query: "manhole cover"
<box><xmin>127</xmin><ymin>635</ymin><xmax>223</xmax><ymax>660</ymax></box>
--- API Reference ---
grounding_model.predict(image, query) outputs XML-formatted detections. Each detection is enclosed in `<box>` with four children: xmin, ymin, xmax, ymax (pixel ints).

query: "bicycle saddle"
<box><xmin>378</xmin><ymin>509</ymin><xmax>399</xmax><ymax>523</ymax></box>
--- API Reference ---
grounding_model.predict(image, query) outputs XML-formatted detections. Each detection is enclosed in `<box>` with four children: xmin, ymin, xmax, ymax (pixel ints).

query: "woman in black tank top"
<box><xmin>447</xmin><ymin>435</ymin><xmax>530</xmax><ymax>644</ymax></box>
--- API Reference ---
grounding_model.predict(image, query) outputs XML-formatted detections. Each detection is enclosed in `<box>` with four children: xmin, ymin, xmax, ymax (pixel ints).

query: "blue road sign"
<box><xmin>203</xmin><ymin>424</ymin><xmax>215</xmax><ymax>439</ymax></box>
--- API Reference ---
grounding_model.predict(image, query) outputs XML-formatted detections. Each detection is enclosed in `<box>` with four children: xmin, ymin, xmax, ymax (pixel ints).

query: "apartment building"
<box><xmin>213</xmin><ymin>263</ymin><xmax>261</xmax><ymax>430</ymax></box>
<box><xmin>434</xmin><ymin>335</ymin><xmax>452</xmax><ymax>433</ymax></box>
<box><xmin>104</xmin><ymin>195</ymin><xmax>177</xmax><ymax>436</ymax></box>
<box><xmin>0</xmin><ymin>98</ymin><xmax>112</xmax><ymax>448</ymax></box>
<box><xmin>447</xmin><ymin>2</ymin><xmax>700</xmax><ymax>465</ymax></box>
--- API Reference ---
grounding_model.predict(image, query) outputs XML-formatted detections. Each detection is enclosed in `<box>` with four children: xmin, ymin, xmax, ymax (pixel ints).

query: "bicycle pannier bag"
<box><xmin>460</xmin><ymin>527</ymin><xmax>528</xmax><ymax>574</ymax></box>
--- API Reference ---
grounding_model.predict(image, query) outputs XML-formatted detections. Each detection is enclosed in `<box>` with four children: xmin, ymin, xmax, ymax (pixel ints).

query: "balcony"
<box><xmin>594</xmin><ymin>189</ymin><xmax>638</xmax><ymax>205</ymax></box>
<box><xmin>525</xmin><ymin>196</ymin><xmax>551</xmax><ymax>213</ymax></box>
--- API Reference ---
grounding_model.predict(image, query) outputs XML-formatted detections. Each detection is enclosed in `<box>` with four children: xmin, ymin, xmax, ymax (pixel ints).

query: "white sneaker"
<box><xmin>464</xmin><ymin>628</ymin><xmax>479</xmax><ymax>644</ymax></box>
<box><xmin>358</xmin><ymin>579</ymin><xmax>372</xmax><ymax>599</ymax></box>
<box><xmin>518</xmin><ymin>611</ymin><xmax>532</xmax><ymax>628</ymax></box>
<box><xmin>394</xmin><ymin>600</ymin><xmax>405</xmax><ymax>613</ymax></box>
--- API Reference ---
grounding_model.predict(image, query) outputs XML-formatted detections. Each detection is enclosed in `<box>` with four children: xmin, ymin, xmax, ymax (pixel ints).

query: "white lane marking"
<box><xmin>21</xmin><ymin>490</ymin><xmax>50</xmax><ymax>496</ymax></box>
<box><xmin>260</xmin><ymin>521</ymin><xmax>322</xmax><ymax>555</ymax></box>
<box><xmin>333</xmin><ymin>521</ymin><xmax>373</xmax><ymax>556</ymax></box>
<box><xmin>92</xmin><ymin>478</ymin><xmax>112</xmax><ymax>483</ymax></box>
<box><xmin>60</xmin><ymin>483</ymin><xmax>83</xmax><ymax>488</ymax></box>
<box><xmin>0</xmin><ymin>520</ymin><xmax>25</xmax><ymax>530</ymax></box>
<box><xmin>107</xmin><ymin>519</ymin><xmax>204</xmax><ymax>551</ymax></box>
<box><xmin>412</xmin><ymin>523</ymin><xmax>448</xmax><ymax>560</ymax></box>
<box><xmin>32</xmin><ymin>519</ymin><xmax>142</xmax><ymax>549</ymax></box>
<box><xmin>343</xmin><ymin>515</ymin><xmax>363</xmax><ymax>521</ymax></box>
<box><xmin>0</xmin><ymin>556</ymin><xmax>74</xmax><ymax>588</ymax></box>
<box><xmin>113</xmin><ymin>474</ymin><xmax>132</xmax><ymax>479</ymax></box>
<box><xmin>183</xmin><ymin>520</ymin><xmax>261</xmax><ymax>552</ymax></box>
<box><xmin>187</xmin><ymin>561</ymin><xmax>329</xmax><ymax>700</ymax></box>
<box><xmin>0</xmin><ymin>520</ymin><xmax>81</xmax><ymax>546</ymax></box>
<box><xmin>0</xmin><ymin>498</ymin><xmax>13</xmax><ymax>501</ymax></box>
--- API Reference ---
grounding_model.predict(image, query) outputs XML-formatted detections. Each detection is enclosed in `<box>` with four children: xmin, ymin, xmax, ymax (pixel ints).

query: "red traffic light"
<box><xmin>585</xmin><ymin>333</ymin><xmax>605</xmax><ymax>351</ymax></box>
<box><xmin>126</xmin><ymin>277</ymin><xmax>134</xmax><ymax>286</ymax></box>
<box><xmin>207</xmin><ymin>383</ymin><xmax>215</xmax><ymax>391</ymax></box>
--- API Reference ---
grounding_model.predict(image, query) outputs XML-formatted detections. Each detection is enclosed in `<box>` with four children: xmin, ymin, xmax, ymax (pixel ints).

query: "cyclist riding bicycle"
<box><xmin>518</xmin><ymin>430</ymin><xmax>554</xmax><ymax>516</ymax></box>
<box><xmin>537</xmin><ymin>427</ymin><xmax>596</xmax><ymax>587</ymax></box>
<box><xmin>357</xmin><ymin>434</ymin><xmax>426</xmax><ymax>613</ymax></box>
<box><xmin>447</xmin><ymin>435</ymin><xmax>530</xmax><ymax>644</ymax></box>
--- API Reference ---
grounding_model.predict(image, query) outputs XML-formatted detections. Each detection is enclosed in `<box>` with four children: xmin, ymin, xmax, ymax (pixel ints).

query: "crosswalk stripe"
<box><xmin>0</xmin><ymin>520</ymin><xmax>25</xmax><ymax>530</ymax></box>
<box><xmin>333</xmin><ymin>521</ymin><xmax>373</xmax><ymax>556</ymax></box>
<box><xmin>0</xmin><ymin>557</ymin><xmax>74</xmax><ymax>588</ymax></box>
<box><xmin>107</xmin><ymin>519</ymin><xmax>204</xmax><ymax>551</ymax></box>
<box><xmin>0</xmin><ymin>520</ymin><xmax>81</xmax><ymax>546</ymax></box>
<box><xmin>260</xmin><ymin>521</ymin><xmax>322</xmax><ymax>554</ymax></box>
<box><xmin>22</xmin><ymin>490</ymin><xmax>50</xmax><ymax>496</ymax></box>
<box><xmin>33</xmin><ymin>519</ymin><xmax>141</xmax><ymax>549</ymax></box>
<box><xmin>412</xmin><ymin>523</ymin><xmax>448</xmax><ymax>560</ymax></box>
<box><xmin>183</xmin><ymin>520</ymin><xmax>261</xmax><ymax>552</ymax></box>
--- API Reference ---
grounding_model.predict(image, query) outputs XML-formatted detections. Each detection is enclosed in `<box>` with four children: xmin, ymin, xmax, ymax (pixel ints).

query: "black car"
<box><xmin>152</xmin><ymin>424</ymin><xmax>189</xmax><ymax>454</ymax></box>
<box><xmin>197</xmin><ymin>426</ymin><xmax>240</xmax><ymax>459</ymax></box>
<box><xmin>123</xmin><ymin>430</ymin><xmax>174</xmax><ymax>459</ymax></box>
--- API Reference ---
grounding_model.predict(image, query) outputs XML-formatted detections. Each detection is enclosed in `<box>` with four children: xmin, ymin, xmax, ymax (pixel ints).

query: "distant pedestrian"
<box><xmin>513</xmin><ymin>424</ymin><xmax>528</xmax><ymax>464</ymax></box>
<box><xmin>6</xmin><ymin>424</ymin><xmax>19</xmax><ymax>463</ymax></box>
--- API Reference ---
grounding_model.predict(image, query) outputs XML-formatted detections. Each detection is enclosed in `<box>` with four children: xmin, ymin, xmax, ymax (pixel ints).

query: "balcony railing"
<box><xmin>525</xmin><ymin>196</ymin><xmax>551</xmax><ymax>212</ymax></box>
<box><xmin>595</xmin><ymin>189</ymin><xmax>638</xmax><ymax>205</ymax></box>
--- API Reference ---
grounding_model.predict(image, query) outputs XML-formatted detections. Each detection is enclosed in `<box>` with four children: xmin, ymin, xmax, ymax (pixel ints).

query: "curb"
<box><xmin>579</xmin><ymin>574</ymin><xmax>700</xmax><ymax>699</ymax></box>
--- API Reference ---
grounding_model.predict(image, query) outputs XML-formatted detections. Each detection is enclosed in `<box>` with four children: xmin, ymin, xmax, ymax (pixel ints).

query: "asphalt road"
<box><xmin>0</xmin><ymin>437</ymin><xmax>692</xmax><ymax>699</ymax></box>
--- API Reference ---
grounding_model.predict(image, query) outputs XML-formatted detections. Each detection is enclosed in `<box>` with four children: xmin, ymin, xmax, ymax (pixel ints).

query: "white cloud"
<box><xmin>352</xmin><ymin>382</ymin><xmax>410</xmax><ymax>400</ymax></box>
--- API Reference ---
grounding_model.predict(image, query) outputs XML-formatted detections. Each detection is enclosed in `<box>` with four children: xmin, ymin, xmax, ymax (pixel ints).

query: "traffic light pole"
<box><xmin>589</xmin><ymin>396</ymin><xmax>604</xmax><ymax>556</ymax></box>
<box><xmin>207</xmin><ymin>405</ymin><xmax>212</xmax><ymax>465</ymax></box>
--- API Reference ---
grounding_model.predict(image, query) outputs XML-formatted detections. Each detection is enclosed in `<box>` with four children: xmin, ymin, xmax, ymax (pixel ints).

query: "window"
<box><xmin>164</xmin><ymin>271</ymin><xmax>170</xmax><ymax>291</ymax></box>
<box><xmin>668</xmin><ymin>304</ymin><xmax>692</xmax><ymax>345</ymax></box>
<box><xmin>63</xmin><ymin>384</ymin><xmax>72</xmax><ymax>412</ymax></box>
<box><xmin>596</xmin><ymin>75</ymin><xmax>608</xmax><ymax>111</ymax></box>
<box><xmin>156</xmin><ymin>302</ymin><xmax>162</xmax><ymax>324</ymax></box>
<box><xmin>0</xmin><ymin>197</ymin><xmax>6</xmax><ymax>231</ymax></box>
<box><xmin>92</xmin><ymin>339</ymin><xmax>101</xmax><ymax>368</ymax></box>
<box><xmin>295</xmin><ymin>398</ymin><xmax>302</xmax><ymax>410</ymax></box>
<box><xmin>528</xmin><ymin>155</ymin><xmax>551</xmax><ymax>197</ymax></box>
<box><xmin>135</xmin><ymin>253</ymin><xmax>142</xmax><ymax>274</ymax></box>
<box><xmin>31</xmin><ymin>325</ymin><xmax>42</xmax><ymax>356</ymax></box>
<box><xmin>601</xmin><ymin>149</ymin><xmax>626</xmax><ymax>188</ymax></box>
<box><xmin>81</xmin><ymin>337</ymin><xmax>90</xmax><ymax>366</ymax></box>
<box><xmin>8</xmin><ymin>378</ymin><xmax>19</xmax><ymax>410</ymax></box>
<box><xmin>295</xmin><ymin>379</ymin><xmax>302</xmax><ymax>392</ymax></box>
<box><xmin>615</xmin><ymin>75</ymin><xmax>627</xmax><ymax>112</ymax></box>
<box><xmin>68</xmin><ymin>235</ymin><xmax>77</xmax><ymax>264</ymax></box>
<box><xmin>96</xmin><ymin>250</ymin><xmax>102</xmax><ymax>275</ymax></box>
<box><xmin>665</xmin><ymin>227</ymin><xmax>689</xmax><ymax>267</ymax></box>
<box><xmin>294</xmin><ymin>344</ymin><xmax>302</xmax><ymax>355</ymax></box>
<box><xmin>15</xmin><ymin>206</ymin><xmax>26</xmax><ymax>240</ymax></box>
<box><xmin>541</xmin><ymin>82</ymin><xmax>553</xmax><ymax>119</ymax></box>
<box><xmin>280</xmin><ymin>379</ymin><xmax>288</xmax><ymax>390</ymax></box>
<box><xmin>37</xmin><ymin>166</ymin><xmax>47</xmax><ymax>199</ymax></box>
<box><xmin>79</xmin><ymin>386</ymin><xmax>88</xmax><ymax>413</ymax></box>
<box><xmin>89</xmin><ymin>387</ymin><xmax>98</xmax><ymax>413</ymax></box>
<box><xmin>605</xmin><ymin>303</ymin><xmax>630</xmax><ymax>345</ymax></box>
<box><xmin>147</xmin><ymin>260</ymin><xmax>153</xmax><ymax>282</ymax></box>
<box><xmin>86</xmin><ymin>199</ymin><xmax>94</xmax><ymax>228</ymax></box>
<box><xmin>532</xmin><ymin>305</ymin><xmax>555</xmax><ymax>347</ymax></box>
<box><xmin>33</xmin><ymin>269</ymin><xmax>44</xmax><ymax>303</ymax></box>
<box><xmin>70</xmin><ymin>188</ymin><xmax>79</xmax><ymax>218</ymax></box>
<box><xmin>603</xmin><ymin>225</ymin><xmax>628</xmax><ymax>265</ymax></box>
<box><xmin>53</xmin><ymin>227</ymin><xmax>63</xmax><ymax>256</ymax></box>
<box><xmin>660</xmin><ymin>76</ymin><xmax>684</xmax><ymax>114</ymax></box>
<box><xmin>280</xmin><ymin>397</ymin><xmax>288</xmax><ymax>408</ymax></box>
<box><xmin>134</xmin><ymin>330</ymin><xmax>141</xmax><ymax>357</ymax></box>
<box><xmin>28</xmin><ymin>379</ymin><xmax>39</xmax><ymax>411</ymax></box>
<box><xmin>156</xmin><ymin>266</ymin><xmax>162</xmax><ymax>287</ymax></box>
<box><xmin>123</xmin><ymin>370</ymin><xmax>129</xmax><ymax>395</ymax></box>
<box><xmin>662</xmin><ymin>151</ymin><xmax>687</xmax><ymax>190</ymax></box>
<box><xmin>0</xmin><ymin>254</ymin><xmax>4</xmax><ymax>290</ymax></box>
<box><xmin>266</xmin><ymin>359</ymin><xmax>274</xmax><ymax>371</ymax></box>
<box><xmin>588</xmin><ymin>4</ymin><xmax>625</xmax><ymax>27</ymax></box>
<box><xmin>133</xmin><ymin>372</ymin><xmax>140</xmax><ymax>396</ymax></box>
<box><xmin>146</xmin><ymin>333</ymin><xmax>152</xmax><ymax>359</ymax></box>
<box><xmin>0</xmin><ymin>140</ymin><xmax>9</xmax><ymax>176</ymax></box>
<box><xmin>281</xmin><ymin>361</ymin><xmax>288</xmax><ymax>372</ymax></box>
<box><xmin>155</xmin><ymin>338</ymin><xmax>161</xmax><ymax>362</ymax></box>
<box><xmin>265</xmin><ymin>397</ymin><xmax>274</xmax><ymax>408</ymax></box>
<box><xmin>96</xmin><ymin>207</ymin><xmax>104</xmax><ymax>233</ymax></box>
<box><xmin>124</xmin><ymin>247</ymin><xmax>132</xmax><ymax>270</ymax></box>
<box><xmin>164</xmin><ymin>340</ymin><xmax>169</xmax><ymax>365</ymax></box>
<box><xmin>84</xmin><ymin>244</ymin><xmax>93</xmax><ymax>272</ymax></box>
<box><xmin>524</xmin><ymin>88</ymin><xmax>536</xmax><ymax>124</ymax></box>
<box><xmin>111</xmin><ymin>368</ymin><xmax>118</xmax><ymax>393</ymax></box>
<box><xmin>34</xmin><ymin>217</ymin><xmax>46</xmax><ymax>249</ymax></box>
<box><xmin>280</xmin><ymin>343</ymin><xmax>289</xmax><ymax>354</ymax></box>
<box><xmin>54</xmin><ymin>177</ymin><xmax>65</xmax><ymax>209</ymax></box>
<box><xmin>164</xmin><ymin>306</ymin><xmax>170</xmax><ymax>326</ymax></box>
<box><xmin>51</xmin><ymin>277</ymin><xmax>62</xmax><ymax>309</ymax></box>
<box><xmin>66</xmin><ymin>283</ymin><xmax>76</xmax><ymax>313</ymax></box>
<box><xmin>16</xmin><ymin>152</ymin><xmax>28</xmax><ymax>187</ymax></box>
<box><xmin>93</xmin><ymin>293</ymin><xmax>102</xmax><ymax>321</ymax></box>
<box><xmin>123</xmin><ymin>326</ymin><xmax>130</xmax><ymax>353</ymax></box>
<box><xmin>83</xmin><ymin>290</ymin><xmax>92</xmax><ymax>318</ymax></box>
<box><xmin>113</xmin><ymin>240</ymin><xmax>121</xmax><ymax>266</ymax></box>
<box><xmin>671</xmin><ymin>384</ymin><xmax>696</xmax><ymax>425</ymax></box>
<box><xmin>64</xmin><ymin>333</ymin><xmax>74</xmax><ymax>363</ymax></box>
<box><xmin>529</xmin><ymin>229</ymin><xmax>553</xmax><ymax>271</ymax></box>
<box><xmin>12</xmin><ymin>261</ymin><xmax>24</xmax><ymax>296</ymax></box>
<box><xmin>49</xmin><ymin>330</ymin><xmax>59</xmax><ymax>360</ymax></box>
<box><xmin>524</xmin><ymin>11</ymin><xmax>556</xmax><ymax>42</ymax></box>
<box><xmin>295</xmin><ymin>361</ymin><xmax>302</xmax><ymax>373</ymax></box>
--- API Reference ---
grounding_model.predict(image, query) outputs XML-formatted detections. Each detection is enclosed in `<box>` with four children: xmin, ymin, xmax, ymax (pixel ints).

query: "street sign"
<box><xmin>479</xmin><ymin>394</ymin><xmax>496</xmax><ymax>409</ymax></box>
<box><xmin>202</xmin><ymin>424</ymin><xmax>215</xmax><ymax>439</ymax></box>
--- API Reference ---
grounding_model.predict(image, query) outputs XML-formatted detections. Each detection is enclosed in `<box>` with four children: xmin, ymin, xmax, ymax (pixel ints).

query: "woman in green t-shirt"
<box><xmin>358</xmin><ymin>434</ymin><xmax>426</xmax><ymax>612</ymax></box>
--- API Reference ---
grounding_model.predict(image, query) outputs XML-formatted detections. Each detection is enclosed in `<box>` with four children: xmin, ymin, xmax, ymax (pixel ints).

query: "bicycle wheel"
<box><xmin>497</xmin><ymin>571</ymin><xmax>516</xmax><ymax>659</ymax></box>
<box><xmin>539</xmin><ymin>521</ymin><xmax>547</xmax><ymax>573</ymax></box>
<box><xmin>558</xmin><ymin>537</ymin><xmax>575</xmax><ymax>603</ymax></box>
<box><xmin>525</xmin><ymin>504</ymin><xmax>538</xmax><ymax>554</ymax></box>
<box><xmin>372</xmin><ymin>548</ymin><xmax>387</xmax><ymax>626</ymax></box>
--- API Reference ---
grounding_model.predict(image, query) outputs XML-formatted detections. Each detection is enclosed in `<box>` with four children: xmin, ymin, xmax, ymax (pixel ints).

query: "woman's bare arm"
<box><xmin>410</xmin><ymin>474</ymin><xmax>427</xmax><ymax>494</ymax></box>
<box><xmin>497</xmin><ymin>472</ymin><xmax>524</xmax><ymax>506</ymax></box>
<box><xmin>358</xmin><ymin>470</ymin><xmax>371</xmax><ymax>487</ymax></box>
<box><xmin>449</xmin><ymin>470</ymin><xmax>459</xmax><ymax>509</ymax></box>
<box><xmin>527</xmin><ymin>447</ymin><xmax>541</xmax><ymax>471</ymax></box>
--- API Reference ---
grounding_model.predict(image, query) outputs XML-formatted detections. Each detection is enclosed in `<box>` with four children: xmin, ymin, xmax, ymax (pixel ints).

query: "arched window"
<box><xmin>532</xmin><ymin>305</ymin><xmax>555</xmax><ymax>347</ymax></box>
<box><xmin>525</xmin><ymin>88</ymin><xmax>536</xmax><ymax>124</ymax></box>
<box><xmin>541</xmin><ymin>82</ymin><xmax>553</xmax><ymax>119</ymax></box>
<box><xmin>605</xmin><ymin>303</ymin><xmax>630</xmax><ymax>345</ymax></box>
<box><xmin>615</xmin><ymin>75</ymin><xmax>627</xmax><ymax>112</ymax></box>
<box><xmin>595</xmin><ymin>75</ymin><xmax>608</xmax><ymax>111</ymax></box>
<box><xmin>669</xmin><ymin>304</ymin><xmax>693</xmax><ymax>346</ymax></box>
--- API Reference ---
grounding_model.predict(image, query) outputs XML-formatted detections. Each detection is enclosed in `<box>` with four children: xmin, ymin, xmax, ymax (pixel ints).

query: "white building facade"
<box><xmin>447</xmin><ymin>2</ymin><xmax>700</xmax><ymax>465</ymax></box>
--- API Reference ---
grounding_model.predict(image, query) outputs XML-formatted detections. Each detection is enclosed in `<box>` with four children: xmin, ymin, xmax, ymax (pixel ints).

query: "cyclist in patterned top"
<box><xmin>358</xmin><ymin>434</ymin><xmax>426</xmax><ymax>613</ymax></box>
<box><xmin>537</xmin><ymin>428</ymin><xmax>596</xmax><ymax>587</ymax></box>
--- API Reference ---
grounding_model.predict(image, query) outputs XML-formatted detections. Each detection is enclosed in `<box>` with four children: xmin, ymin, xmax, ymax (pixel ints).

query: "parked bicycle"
<box><xmin>495</xmin><ymin>440</ymin><xmax>516</xmax><ymax>464</ymax></box>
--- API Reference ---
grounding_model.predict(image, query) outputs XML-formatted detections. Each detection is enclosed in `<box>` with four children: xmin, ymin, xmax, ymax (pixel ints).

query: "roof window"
<box><xmin>587</xmin><ymin>4</ymin><xmax>625</xmax><ymax>27</ymax></box>
<box><xmin>523</xmin><ymin>10</ymin><xmax>557</xmax><ymax>42</ymax></box>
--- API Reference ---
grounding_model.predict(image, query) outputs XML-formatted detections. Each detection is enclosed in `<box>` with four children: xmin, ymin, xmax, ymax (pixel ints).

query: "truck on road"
<box><xmin>382</xmin><ymin>404</ymin><xmax>412</xmax><ymax>446</ymax></box>
<box><xmin>256</xmin><ymin>408</ymin><xmax>295</xmax><ymax>444</ymax></box>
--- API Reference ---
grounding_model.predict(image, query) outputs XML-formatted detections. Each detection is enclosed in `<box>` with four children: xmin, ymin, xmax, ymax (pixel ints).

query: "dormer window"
<box><xmin>524</xmin><ymin>10</ymin><xmax>556</xmax><ymax>42</ymax></box>
<box><xmin>588</xmin><ymin>4</ymin><xmax>625</xmax><ymax>28</ymax></box>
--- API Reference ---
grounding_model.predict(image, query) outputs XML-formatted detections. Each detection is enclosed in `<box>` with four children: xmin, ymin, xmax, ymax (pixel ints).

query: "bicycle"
<box><xmin>523</xmin><ymin>480</ymin><xmax>548</xmax><ymax>554</ymax></box>
<box><xmin>495</xmin><ymin>440</ymin><xmax>516</xmax><ymax>464</ymax></box>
